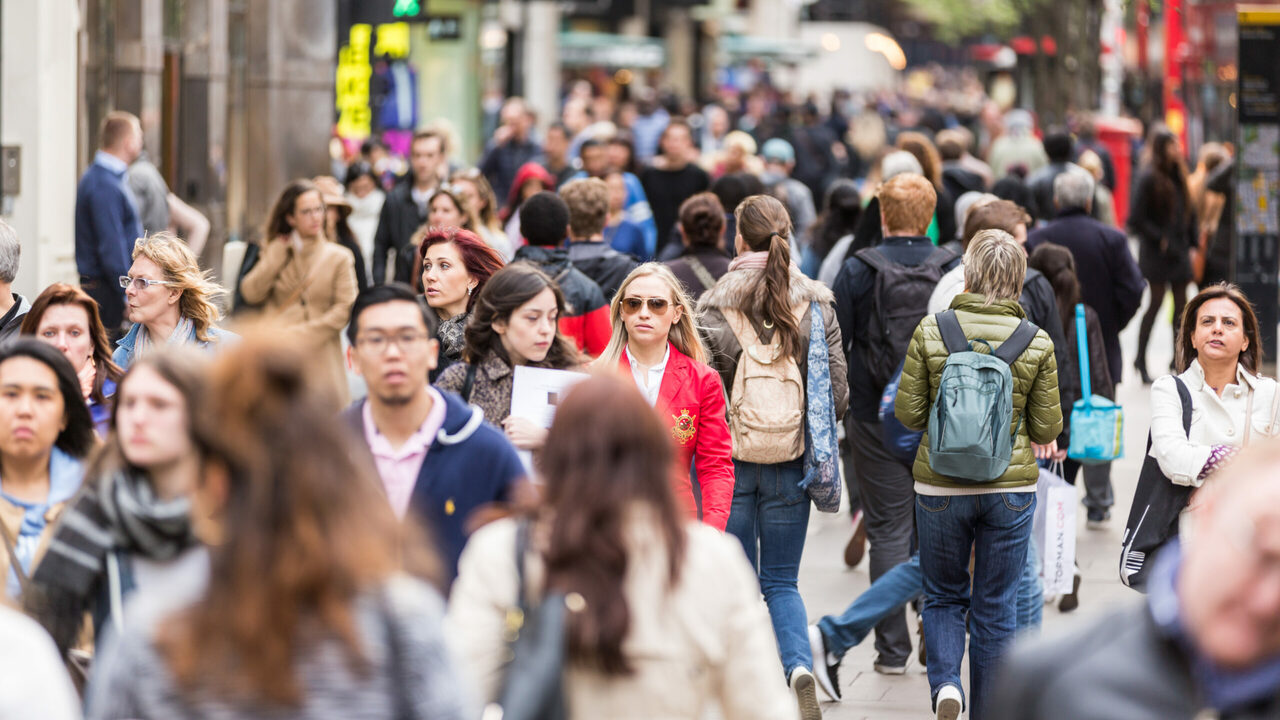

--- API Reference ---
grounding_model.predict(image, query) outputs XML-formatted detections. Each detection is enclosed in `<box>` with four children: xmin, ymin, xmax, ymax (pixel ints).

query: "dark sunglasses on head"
<box><xmin>621</xmin><ymin>297</ymin><xmax>671</xmax><ymax>315</ymax></box>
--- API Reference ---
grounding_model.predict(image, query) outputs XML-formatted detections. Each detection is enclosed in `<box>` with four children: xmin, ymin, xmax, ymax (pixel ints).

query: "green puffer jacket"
<box><xmin>895</xmin><ymin>293</ymin><xmax>1063</xmax><ymax>490</ymax></box>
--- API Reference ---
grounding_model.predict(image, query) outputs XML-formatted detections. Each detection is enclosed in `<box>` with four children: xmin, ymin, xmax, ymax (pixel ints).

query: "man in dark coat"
<box><xmin>559</xmin><ymin>178</ymin><xmax>637</xmax><ymax>300</ymax></box>
<box><xmin>479</xmin><ymin>97</ymin><xmax>541</xmax><ymax>204</ymax></box>
<box><xmin>1027</xmin><ymin>172</ymin><xmax>1146</xmax><ymax>384</ymax></box>
<box><xmin>371</xmin><ymin>129</ymin><xmax>447</xmax><ymax>284</ymax></box>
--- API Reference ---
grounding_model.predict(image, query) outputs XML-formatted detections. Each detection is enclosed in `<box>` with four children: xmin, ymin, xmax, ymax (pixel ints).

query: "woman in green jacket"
<box><xmin>895</xmin><ymin>228</ymin><xmax>1062</xmax><ymax>720</ymax></box>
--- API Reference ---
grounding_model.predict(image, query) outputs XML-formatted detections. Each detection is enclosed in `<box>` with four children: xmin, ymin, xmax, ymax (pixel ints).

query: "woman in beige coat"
<box><xmin>447</xmin><ymin>375</ymin><xmax>797</xmax><ymax>720</ymax></box>
<box><xmin>240</xmin><ymin>180</ymin><xmax>359</xmax><ymax>408</ymax></box>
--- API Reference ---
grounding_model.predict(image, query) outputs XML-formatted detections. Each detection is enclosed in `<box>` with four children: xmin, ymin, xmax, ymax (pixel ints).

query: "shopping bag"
<box><xmin>1067</xmin><ymin>304</ymin><xmax>1123</xmax><ymax>463</ymax></box>
<box><xmin>1034</xmin><ymin>462</ymin><xmax>1077</xmax><ymax>596</ymax></box>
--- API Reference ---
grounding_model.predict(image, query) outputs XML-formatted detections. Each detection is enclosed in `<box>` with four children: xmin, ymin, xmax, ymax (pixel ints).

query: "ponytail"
<box><xmin>735</xmin><ymin>195</ymin><xmax>802</xmax><ymax>359</ymax></box>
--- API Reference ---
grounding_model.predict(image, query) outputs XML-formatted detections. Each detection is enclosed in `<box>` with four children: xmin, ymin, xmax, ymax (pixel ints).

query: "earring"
<box><xmin>467</xmin><ymin>285</ymin><xmax>474</xmax><ymax>296</ymax></box>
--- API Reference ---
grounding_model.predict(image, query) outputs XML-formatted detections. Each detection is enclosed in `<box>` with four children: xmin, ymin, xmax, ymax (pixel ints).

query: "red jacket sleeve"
<box><xmin>581</xmin><ymin>305</ymin><xmax>612</xmax><ymax>358</ymax></box>
<box><xmin>557</xmin><ymin>315</ymin><xmax>587</xmax><ymax>353</ymax></box>
<box><xmin>694</xmin><ymin>368</ymin><xmax>735</xmax><ymax>531</ymax></box>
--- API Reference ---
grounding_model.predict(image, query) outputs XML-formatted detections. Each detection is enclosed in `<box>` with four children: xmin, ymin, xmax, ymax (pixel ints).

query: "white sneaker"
<box><xmin>788</xmin><ymin>667</ymin><xmax>823</xmax><ymax>720</ymax></box>
<box><xmin>935</xmin><ymin>683</ymin><xmax>963</xmax><ymax>720</ymax></box>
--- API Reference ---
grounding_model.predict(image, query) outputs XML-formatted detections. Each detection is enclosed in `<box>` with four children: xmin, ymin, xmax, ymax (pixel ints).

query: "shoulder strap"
<box><xmin>936</xmin><ymin>310</ymin><xmax>970</xmax><ymax>355</ymax></box>
<box><xmin>921</xmin><ymin>245</ymin><xmax>959</xmax><ymax>270</ymax></box>
<box><xmin>515</xmin><ymin>518</ymin><xmax>532</xmax><ymax>612</ymax></box>
<box><xmin>461</xmin><ymin>362</ymin><xmax>478</xmax><ymax>403</ymax></box>
<box><xmin>684</xmin><ymin>256</ymin><xmax>717</xmax><ymax>292</ymax></box>
<box><xmin>993</xmin><ymin>319</ymin><xmax>1039</xmax><ymax>366</ymax></box>
<box><xmin>721</xmin><ymin>307</ymin><xmax>763</xmax><ymax>349</ymax></box>
<box><xmin>0</xmin><ymin>519</ymin><xmax>29</xmax><ymax>592</ymax></box>
<box><xmin>854</xmin><ymin>247</ymin><xmax>893</xmax><ymax>274</ymax></box>
<box><xmin>1173</xmin><ymin>376</ymin><xmax>1193</xmax><ymax>436</ymax></box>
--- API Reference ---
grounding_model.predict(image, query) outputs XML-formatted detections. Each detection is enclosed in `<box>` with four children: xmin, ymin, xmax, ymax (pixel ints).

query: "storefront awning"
<box><xmin>559</xmin><ymin>32</ymin><xmax>666</xmax><ymax>69</ymax></box>
<box><xmin>718</xmin><ymin>35</ymin><xmax>817</xmax><ymax>64</ymax></box>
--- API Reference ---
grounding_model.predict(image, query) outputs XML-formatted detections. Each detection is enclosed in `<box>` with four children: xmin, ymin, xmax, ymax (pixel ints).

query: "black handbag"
<box><xmin>488</xmin><ymin>520</ymin><xmax>567</xmax><ymax>720</ymax></box>
<box><xmin>1120</xmin><ymin>377</ymin><xmax>1192</xmax><ymax>592</ymax></box>
<box><xmin>232</xmin><ymin>240</ymin><xmax>261</xmax><ymax>314</ymax></box>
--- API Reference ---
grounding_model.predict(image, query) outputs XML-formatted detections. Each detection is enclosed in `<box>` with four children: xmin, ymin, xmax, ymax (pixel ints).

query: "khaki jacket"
<box><xmin>240</xmin><ymin>237</ymin><xmax>358</xmax><ymax>408</ymax></box>
<box><xmin>446</xmin><ymin>511</ymin><xmax>798</xmax><ymax>720</ymax></box>
<box><xmin>0</xmin><ymin>495</ymin><xmax>69</xmax><ymax>600</ymax></box>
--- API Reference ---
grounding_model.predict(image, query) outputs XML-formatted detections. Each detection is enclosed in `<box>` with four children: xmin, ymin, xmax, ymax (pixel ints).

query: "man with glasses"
<box><xmin>342</xmin><ymin>283</ymin><xmax>525</xmax><ymax>582</ymax></box>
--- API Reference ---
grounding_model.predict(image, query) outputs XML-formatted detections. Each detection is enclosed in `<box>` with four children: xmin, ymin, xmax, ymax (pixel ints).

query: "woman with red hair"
<box><xmin>418</xmin><ymin>226</ymin><xmax>505</xmax><ymax>369</ymax></box>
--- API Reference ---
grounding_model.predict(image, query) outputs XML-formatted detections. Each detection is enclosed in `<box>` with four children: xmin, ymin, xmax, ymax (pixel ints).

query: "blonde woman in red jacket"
<box><xmin>594</xmin><ymin>263</ymin><xmax>735</xmax><ymax>530</ymax></box>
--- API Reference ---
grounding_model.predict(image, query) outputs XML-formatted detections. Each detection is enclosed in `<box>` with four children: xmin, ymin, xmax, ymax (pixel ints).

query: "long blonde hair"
<box><xmin>596</xmin><ymin>263</ymin><xmax>707</xmax><ymax>368</ymax></box>
<box><xmin>132</xmin><ymin>232</ymin><xmax>226</xmax><ymax>342</ymax></box>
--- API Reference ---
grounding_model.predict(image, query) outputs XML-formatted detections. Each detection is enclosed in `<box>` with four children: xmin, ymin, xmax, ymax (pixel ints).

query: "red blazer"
<box><xmin>620</xmin><ymin>344</ymin><xmax>735</xmax><ymax>530</ymax></box>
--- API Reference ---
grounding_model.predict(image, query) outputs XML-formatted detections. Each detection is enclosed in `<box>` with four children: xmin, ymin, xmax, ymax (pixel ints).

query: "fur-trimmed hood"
<box><xmin>697</xmin><ymin>265</ymin><xmax>834</xmax><ymax>314</ymax></box>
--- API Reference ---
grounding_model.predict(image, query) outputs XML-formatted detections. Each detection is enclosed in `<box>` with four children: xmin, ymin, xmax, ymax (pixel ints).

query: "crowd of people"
<box><xmin>0</xmin><ymin>82</ymin><xmax>1269</xmax><ymax>720</ymax></box>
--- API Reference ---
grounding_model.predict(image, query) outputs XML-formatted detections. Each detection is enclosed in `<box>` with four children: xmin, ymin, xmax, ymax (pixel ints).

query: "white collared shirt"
<box><xmin>626</xmin><ymin>343</ymin><xmax>670</xmax><ymax>407</ymax></box>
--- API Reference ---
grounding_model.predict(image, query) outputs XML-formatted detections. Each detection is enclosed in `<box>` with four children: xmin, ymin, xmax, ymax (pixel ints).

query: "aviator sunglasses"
<box><xmin>621</xmin><ymin>297</ymin><xmax>672</xmax><ymax>315</ymax></box>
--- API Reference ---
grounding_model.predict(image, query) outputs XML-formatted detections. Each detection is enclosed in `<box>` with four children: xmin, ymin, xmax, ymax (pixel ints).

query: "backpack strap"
<box><xmin>993</xmin><ymin>319</ymin><xmax>1039</xmax><ymax>366</ymax></box>
<box><xmin>461</xmin><ymin>362</ymin><xmax>478</xmax><ymax>403</ymax></box>
<box><xmin>921</xmin><ymin>245</ymin><xmax>959</xmax><ymax>270</ymax></box>
<box><xmin>936</xmin><ymin>310</ymin><xmax>970</xmax><ymax>355</ymax></box>
<box><xmin>854</xmin><ymin>247</ymin><xmax>893</xmax><ymax>274</ymax></box>
<box><xmin>684</xmin><ymin>255</ymin><xmax>717</xmax><ymax>292</ymax></box>
<box><xmin>1173</xmin><ymin>376</ymin><xmax>1192</xmax><ymax>436</ymax></box>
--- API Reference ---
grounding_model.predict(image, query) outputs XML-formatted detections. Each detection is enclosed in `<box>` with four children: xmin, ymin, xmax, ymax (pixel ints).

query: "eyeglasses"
<box><xmin>356</xmin><ymin>331</ymin><xmax>432</xmax><ymax>354</ymax></box>
<box><xmin>119</xmin><ymin>276</ymin><xmax>175</xmax><ymax>291</ymax></box>
<box><xmin>621</xmin><ymin>297</ymin><xmax>672</xmax><ymax>315</ymax></box>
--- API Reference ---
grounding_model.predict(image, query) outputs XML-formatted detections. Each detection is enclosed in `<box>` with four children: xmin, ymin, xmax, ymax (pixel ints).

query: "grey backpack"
<box><xmin>927</xmin><ymin>310</ymin><xmax>1039</xmax><ymax>482</ymax></box>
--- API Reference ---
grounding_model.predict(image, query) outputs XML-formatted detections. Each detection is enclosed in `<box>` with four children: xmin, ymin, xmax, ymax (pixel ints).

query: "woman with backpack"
<box><xmin>594</xmin><ymin>263</ymin><xmax>734</xmax><ymax>530</ymax></box>
<box><xmin>895</xmin><ymin>229</ymin><xmax>1062</xmax><ymax>720</ymax></box>
<box><xmin>700</xmin><ymin>194</ymin><xmax>848</xmax><ymax>720</ymax></box>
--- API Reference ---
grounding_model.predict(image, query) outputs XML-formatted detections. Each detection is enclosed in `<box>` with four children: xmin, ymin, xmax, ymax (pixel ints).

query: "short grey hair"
<box><xmin>881</xmin><ymin>151</ymin><xmax>923</xmax><ymax>181</ymax></box>
<box><xmin>0</xmin><ymin>219</ymin><xmax>19</xmax><ymax>284</ymax></box>
<box><xmin>1053</xmin><ymin>169</ymin><xmax>1095</xmax><ymax>212</ymax></box>
<box><xmin>964</xmin><ymin>229</ymin><xmax>1026</xmax><ymax>305</ymax></box>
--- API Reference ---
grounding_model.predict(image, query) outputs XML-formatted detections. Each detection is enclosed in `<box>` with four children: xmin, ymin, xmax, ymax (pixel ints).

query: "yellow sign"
<box><xmin>375</xmin><ymin>22</ymin><xmax>411</xmax><ymax>59</ymax></box>
<box><xmin>336</xmin><ymin>24</ymin><xmax>373</xmax><ymax>139</ymax></box>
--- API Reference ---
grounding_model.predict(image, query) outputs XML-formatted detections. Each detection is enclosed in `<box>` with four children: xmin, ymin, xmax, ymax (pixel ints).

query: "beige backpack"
<box><xmin>722</xmin><ymin>305</ymin><xmax>807</xmax><ymax>463</ymax></box>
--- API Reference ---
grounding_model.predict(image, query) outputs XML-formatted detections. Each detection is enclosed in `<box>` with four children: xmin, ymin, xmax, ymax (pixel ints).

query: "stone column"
<box><xmin>178</xmin><ymin>0</ymin><xmax>229</xmax><ymax>266</ymax></box>
<box><xmin>111</xmin><ymin>0</ymin><xmax>166</xmax><ymax>152</ymax></box>
<box><xmin>665</xmin><ymin>7</ymin><xmax>695</xmax><ymax>99</ymax></box>
<box><xmin>522</xmin><ymin>1</ymin><xmax>559</xmax><ymax>136</ymax></box>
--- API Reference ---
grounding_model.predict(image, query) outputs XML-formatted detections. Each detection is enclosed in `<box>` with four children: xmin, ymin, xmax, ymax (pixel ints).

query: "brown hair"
<box><xmin>1177</xmin><ymin>283</ymin><xmax>1263</xmax><ymax>374</ymax></box>
<box><xmin>1027</xmin><ymin>243</ymin><xmax>1081</xmax><ymax>337</ymax></box>
<box><xmin>157</xmin><ymin>334</ymin><xmax>440</xmax><ymax>705</ymax></box>
<box><xmin>411</xmin><ymin>128</ymin><xmax>447</xmax><ymax>156</ymax></box>
<box><xmin>734</xmin><ymin>194</ymin><xmax>802</xmax><ymax>360</ymax></box>
<box><xmin>963</xmin><ymin>199</ymin><xmax>1030</xmax><ymax>248</ymax></box>
<box><xmin>539</xmin><ymin>375</ymin><xmax>686</xmax><ymax>675</ymax></box>
<box><xmin>678</xmin><ymin>192</ymin><xmax>725</xmax><ymax>249</ymax></box>
<box><xmin>879</xmin><ymin>174</ymin><xmax>937</xmax><ymax>236</ymax></box>
<box><xmin>895</xmin><ymin>131</ymin><xmax>943</xmax><ymax>188</ymax></box>
<box><xmin>463</xmin><ymin>263</ymin><xmax>581</xmax><ymax>369</ymax></box>
<box><xmin>99</xmin><ymin>111</ymin><xmax>139</xmax><ymax>150</ymax></box>
<box><xmin>21</xmin><ymin>283</ymin><xmax>124</xmax><ymax>405</ymax></box>
<box><xmin>559</xmin><ymin>178</ymin><xmax>610</xmax><ymax>239</ymax></box>
<box><xmin>450</xmin><ymin>168</ymin><xmax>502</xmax><ymax>231</ymax></box>
<box><xmin>263</xmin><ymin>180</ymin><xmax>321</xmax><ymax>241</ymax></box>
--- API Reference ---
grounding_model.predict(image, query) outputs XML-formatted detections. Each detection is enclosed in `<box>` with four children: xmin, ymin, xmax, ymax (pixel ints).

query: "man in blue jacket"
<box><xmin>76</xmin><ymin>111</ymin><xmax>144</xmax><ymax>336</ymax></box>
<box><xmin>342</xmin><ymin>283</ymin><xmax>525</xmax><ymax>582</ymax></box>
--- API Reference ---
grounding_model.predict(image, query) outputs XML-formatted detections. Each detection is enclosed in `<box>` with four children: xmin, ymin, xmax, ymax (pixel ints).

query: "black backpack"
<box><xmin>855</xmin><ymin>245</ymin><xmax>957</xmax><ymax>390</ymax></box>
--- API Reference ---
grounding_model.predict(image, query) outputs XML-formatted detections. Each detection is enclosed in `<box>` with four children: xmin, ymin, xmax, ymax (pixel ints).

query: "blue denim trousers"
<box><xmin>725</xmin><ymin>458</ymin><xmax>811</xmax><ymax>675</ymax></box>
<box><xmin>819</xmin><ymin>553</ymin><xmax>922</xmax><ymax>657</ymax></box>
<box><xmin>916</xmin><ymin>491</ymin><xmax>1035</xmax><ymax>720</ymax></box>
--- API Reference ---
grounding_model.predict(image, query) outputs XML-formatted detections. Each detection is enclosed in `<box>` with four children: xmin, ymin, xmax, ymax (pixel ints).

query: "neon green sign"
<box><xmin>393</xmin><ymin>0</ymin><xmax>420</xmax><ymax>18</ymax></box>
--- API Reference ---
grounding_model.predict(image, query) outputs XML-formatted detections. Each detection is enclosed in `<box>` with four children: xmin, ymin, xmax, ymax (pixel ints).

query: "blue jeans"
<box><xmin>1017</xmin><ymin>535</ymin><xmax>1042</xmax><ymax>633</ymax></box>
<box><xmin>726</xmin><ymin>458</ymin><xmax>811</xmax><ymax>675</ymax></box>
<box><xmin>917</xmin><ymin>492</ymin><xmax>1035</xmax><ymax>720</ymax></box>
<box><xmin>819</xmin><ymin>554</ymin><xmax>922</xmax><ymax>657</ymax></box>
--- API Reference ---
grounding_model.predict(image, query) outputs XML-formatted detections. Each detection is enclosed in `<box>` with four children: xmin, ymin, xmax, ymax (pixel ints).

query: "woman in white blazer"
<box><xmin>1150</xmin><ymin>283</ymin><xmax>1280</xmax><ymax>489</ymax></box>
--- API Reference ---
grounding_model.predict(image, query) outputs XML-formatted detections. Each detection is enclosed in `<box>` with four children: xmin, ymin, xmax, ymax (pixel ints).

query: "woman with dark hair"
<box><xmin>1132</xmin><ymin>126</ymin><xmax>1198</xmax><ymax>384</ymax></box>
<box><xmin>82</xmin><ymin>337</ymin><xmax>469</xmax><ymax>719</ymax></box>
<box><xmin>804</xmin><ymin>179</ymin><xmax>862</xmax><ymax>281</ymax></box>
<box><xmin>435</xmin><ymin>263</ymin><xmax>582</xmax><ymax>450</ymax></box>
<box><xmin>418</xmin><ymin>226</ymin><xmax>505</xmax><ymax>368</ymax></box>
<box><xmin>664</xmin><ymin>192</ymin><xmax>729</xmax><ymax>301</ymax></box>
<box><xmin>0</xmin><ymin>340</ymin><xmax>94</xmax><ymax>601</ymax></box>
<box><xmin>699</xmin><ymin>194</ymin><xmax>848</xmax><ymax>716</ymax></box>
<box><xmin>447</xmin><ymin>375</ymin><xmax>795</xmax><ymax>719</ymax></box>
<box><xmin>396</xmin><ymin>187</ymin><xmax>476</xmax><ymax>286</ymax></box>
<box><xmin>343</xmin><ymin>160</ymin><xmax>385</xmax><ymax>280</ymax></box>
<box><xmin>23</xmin><ymin>283</ymin><xmax>125</xmax><ymax>435</ymax></box>
<box><xmin>450</xmin><ymin>168</ymin><xmax>514</xmax><ymax>260</ymax></box>
<box><xmin>25</xmin><ymin>351</ymin><xmax>205</xmax><ymax>654</ymax></box>
<box><xmin>241</xmin><ymin>179</ymin><xmax>359</xmax><ymax>409</ymax></box>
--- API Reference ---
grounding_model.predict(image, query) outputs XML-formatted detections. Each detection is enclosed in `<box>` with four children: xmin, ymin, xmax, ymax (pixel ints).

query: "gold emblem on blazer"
<box><xmin>671</xmin><ymin>409</ymin><xmax>697</xmax><ymax>445</ymax></box>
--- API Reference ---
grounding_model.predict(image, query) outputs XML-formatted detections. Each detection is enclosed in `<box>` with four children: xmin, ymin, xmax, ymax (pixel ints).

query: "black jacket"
<box><xmin>1129</xmin><ymin>169</ymin><xmax>1197</xmax><ymax>284</ymax></box>
<box><xmin>1027</xmin><ymin>208</ymin><xmax>1146</xmax><ymax>381</ymax></box>
<box><xmin>565</xmin><ymin>240</ymin><xmax>639</xmax><ymax>301</ymax></box>
<box><xmin>371</xmin><ymin>180</ymin><xmax>428</xmax><ymax>284</ymax></box>
<box><xmin>512</xmin><ymin>245</ymin><xmax>610</xmax><ymax>356</ymax></box>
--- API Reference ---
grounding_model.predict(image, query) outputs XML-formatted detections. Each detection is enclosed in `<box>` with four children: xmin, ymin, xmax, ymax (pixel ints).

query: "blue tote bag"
<box><xmin>1067</xmin><ymin>304</ymin><xmax>1124</xmax><ymax>464</ymax></box>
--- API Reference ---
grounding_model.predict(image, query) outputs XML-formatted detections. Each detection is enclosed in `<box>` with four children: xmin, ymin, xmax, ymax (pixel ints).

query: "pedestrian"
<box><xmin>805</xmin><ymin>179</ymin><xmax>861</xmax><ymax>282</ymax></box>
<box><xmin>344</xmin><ymin>160</ymin><xmax>386</xmax><ymax>285</ymax></box>
<box><xmin>447</xmin><ymin>375</ymin><xmax>799</xmax><ymax>720</ymax></box>
<box><xmin>991</xmin><ymin>441</ymin><xmax>1280</xmax><ymax>719</ymax></box>
<box><xmin>540</xmin><ymin>122</ymin><xmax>575</xmax><ymax>189</ymax></box>
<box><xmin>0</xmin><ymin>603</ymin><xmax>81</xmax><ymax>719</ymax></box>
<box><xmin>1186</xmin><ymin>142</ymin><xmax>1230</xmax><ymax>285</ymax></box>
<box><xmin>343</xmin><ymin>284</ymin><xmax>525</xmax><ymax>582</ymax></box>
<box><xmin>896</xmin><ymin>228</ymin><xmax>1062</xmax><ymax>720</ymax></box>
<box><xmin>833</xmin><ymin>173</ymin><xmax>959</xmax><ymax>674</ymax></box>
<box><xmin>986</xmin><ymin>110</ymin><xmax>1047</xmax><ymax>180</ymax></box>
<box><xmin>75</xmin><ymin>111</ymin><xmax>145</xmax><ymax>336</ymax></box>
<box><xmin>822</xmin><ymin>150</ymin><xmax>924</xmax><ymax>284</ymax></box>
<box><xmin>896</xmin><ymin>132</ymin><xmax>956</xmax><ymax>243</ymax></box>
<box><xmin>417</xmin><ymin>226</ymin><xmax>504</xmax><ymax>372</ymax></box>
<box><xmin>450</xmin><ymin>168</ymin><xmax>514</xmax><ymax>260</ymax></box>
<box><xmin>511</xmin><ymin>191</ymin><xmax>611</xmax><ymax>356</ymax></box>
<box><xmin>603</xmin><ymin>171</ymin><xmax>648</xmax><ymax>259</ymax></box>
<box><xmin>0</xmin><ymin>220</ymin><xmax>30</xmax><ymax>341</ymax></box>
<box><xmin>112</xmin><ymin>232</ymin><xmax>238</xmax><ymax>371</ymax></box>
<box><xmin>1132</xmin><ymin>126</ymin><xmax>1197</xmax><ymax>385</ymax></box>
<box><xmin>664</xmin><ymin>192</ymin><xmax>730</xmax><ymax>301</ymax></box>
<box><xmin>642</xmin><ymin>120</ymin><xmax>712</xmax><ymax>256</ymax></box>
<box><xmin>1075</xmin><ymin>150</ymin><xmax>1117</xmax><ymax>227</ymax></box>
<box><xmin>240</xmin><ymin>179</ymin><xmax>358</xmax><ymax>409</ymax></box>
<box><xmin>22</xmin><ymin>283</ymin><xmax>125</xmax><ymax>435</ymax></box>
<box><xmin>594</xmin><ymin>263</ymin><xmax>734</xmax><ymax>529</ymax></box>
<box><xmin>84</xmin><ymin>337</ymin><xmax>471</xmax><ymax>720</ymax></box>
<box><xmin>700</xmin><ymin>194</ymin><xmax>848</xmax><ymax>719</ymax></box>
<box><xmin>25</xmin><ymin>351</ymin><xmax>203</xmax><ymax>658</ymax></box>
<box><xmin>435</xmin><ymin>264</ymin><xmax>584</xmax><ymax>445</ymax></box>
<box><xmin>313</xmin><ymin>175</ymin><xmax>370</xmax><ymax>292</ymax></box>
<box><xmin>575</xmin><ymin>138</ymin><xmax>658</xmax><ymax>258</ymax></box>
<box><xmin>479</xmin><ymin>96</ymin><xmax>541</xmax><ymax>203</ymax></box>
<box><xmin>937</xmin><ymin>129</ymin><xmax>989</xmax><ymax>204</ymax></box>
<box><xmin>708</xmin><ymin>130</ymin><xmax>764</xmax><ymax>179</ymax></box>
<box><xmin>398</xmin><ymin>187</ymin><xmax>477</xmax><ymax>288</ymax></box>
<box><xmin>0</xmin><ymin>341</ymin><xmax>93</xmax><ymax>601</ymax></box>
<box><xmin>127</xmin><ymin>150</ymin><xmax>171</xmax><ymax>237</ymax></box>
<box><xmin>1025</xmin><ymin>170</ymin><xmax>1145</xmax><ymax>401</ymax></box>
<box><xmin>761</xmin><ymin>139</ymin><xmax>818</xmax><ymax>251</ymax></box>
<box><xmin>1025</xmin><ymin>128</ymin><xmax>1095</xmax><ymax>224</ymax></box>
<box><xmin>372</xmin><ymin>129</ymin><xmax>447</xmax><ymax>284</ymax></box>
<box><xmin>500</xmin><ymin>161</ymin><xmax>556</xmax><ymax>252</ymax></box>
<box><xmin>560</xmin><ymin>177</ymin><xmax>639</xmax><ymax>299</ymax></box>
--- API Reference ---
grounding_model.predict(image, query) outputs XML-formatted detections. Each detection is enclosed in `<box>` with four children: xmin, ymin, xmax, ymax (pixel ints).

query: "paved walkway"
<box><xmin>799</xmin><ymin>286</ymin><xmax>1174</xmax><ymax>719</ymax></box>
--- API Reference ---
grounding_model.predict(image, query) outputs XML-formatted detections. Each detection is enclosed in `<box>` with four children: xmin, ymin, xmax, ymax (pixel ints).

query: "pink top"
<box><xmin>361</xmin><ymin>387</ymin><xmax>448</xmax><ymax>518</ymax></box>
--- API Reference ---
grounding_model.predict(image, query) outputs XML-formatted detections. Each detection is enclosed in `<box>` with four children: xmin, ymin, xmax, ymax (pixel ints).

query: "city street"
<box><xmin>799</xmin><ymin>282</ymin><xmax>1175</xmax><ymax>719</ymax></box>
